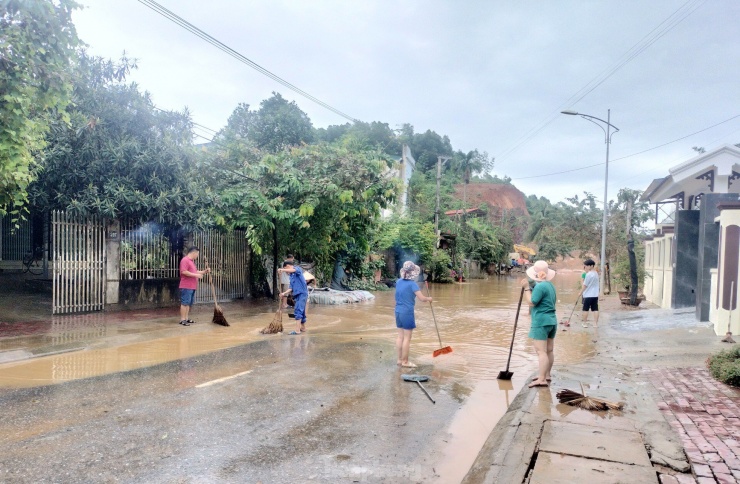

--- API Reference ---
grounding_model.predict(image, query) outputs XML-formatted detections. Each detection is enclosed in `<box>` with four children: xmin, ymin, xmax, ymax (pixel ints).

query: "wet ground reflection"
<box><xmin>0</xmin><ymin>272</ymin><xmax>596</xmax><ymax>483</ymax></box>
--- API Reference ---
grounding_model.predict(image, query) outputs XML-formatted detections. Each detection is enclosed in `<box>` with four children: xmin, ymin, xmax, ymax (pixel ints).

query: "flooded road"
<box><xmin>0</xmin><ymin>273</ymin><xmax>596</xmax><ymax>483</ymax></box>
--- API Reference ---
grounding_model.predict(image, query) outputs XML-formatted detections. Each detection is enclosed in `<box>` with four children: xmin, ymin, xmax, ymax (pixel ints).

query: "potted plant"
<box><xmin>613</xmin><ymin>258</ymin><xmax>648</xmax><ymax>306</ymax></box>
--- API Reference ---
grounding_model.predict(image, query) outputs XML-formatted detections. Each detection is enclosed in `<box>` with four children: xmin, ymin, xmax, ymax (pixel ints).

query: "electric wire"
<box><xmin>511</xmin><ymin>113</ymin><xmax>740</xmax><ymax>180</ymax></box>
<box><xmin>495</xmin><ymin>0</ymin><xmax>706</xmax><ymax>167</ymax></box>
<box><xmin>136</xmin><ymin>0</ymin><xmax>359</xmax><ymax>123</ymax></box>
<box><xmin>614</xmin><ymin>126</ymin><xmax>740</xmax><ymax>185</ymax></box>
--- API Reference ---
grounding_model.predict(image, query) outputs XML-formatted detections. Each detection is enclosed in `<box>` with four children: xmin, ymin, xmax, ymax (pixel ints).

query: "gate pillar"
<box><xmin>105</xmin><ymin>220</ymin><xmax>121</xmax><ymax>306</ymax></box>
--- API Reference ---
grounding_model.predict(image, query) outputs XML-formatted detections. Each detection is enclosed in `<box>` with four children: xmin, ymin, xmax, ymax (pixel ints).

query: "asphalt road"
<box><xmin>0</xmin><ymin>335</ymin><xmax>463</xmax><ymax>483</ymax></box>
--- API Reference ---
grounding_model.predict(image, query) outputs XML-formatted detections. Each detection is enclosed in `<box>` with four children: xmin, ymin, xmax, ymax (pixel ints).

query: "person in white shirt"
<box><xmin>581</xmin><ymin>259</ymin><xmax>600</xmax><ymax>327</ymax></box>
<box><xmin>280</xmin><ymin>254</ymin><xmax>294</xmax><ymax>309</ymax></box>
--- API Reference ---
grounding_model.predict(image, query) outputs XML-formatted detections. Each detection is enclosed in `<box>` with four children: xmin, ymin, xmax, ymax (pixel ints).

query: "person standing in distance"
<box><xmin>581</xmin><ymin>259</ymin><xmax>600</xmax><ymax>327</ymax></box>
<box><xmin>179</xmin><ymin>247</ymin><xmax>209</xmax><ymax>326</ymax></box>
<box><xmin>395</xmin><ymin>261</ymin><xmax>433</xmax><ymax>368</ymax></box>
<box><xmin>280</xmin><ymin>254</ymin><xmax>295</xmax><ymax>309</ymax></box>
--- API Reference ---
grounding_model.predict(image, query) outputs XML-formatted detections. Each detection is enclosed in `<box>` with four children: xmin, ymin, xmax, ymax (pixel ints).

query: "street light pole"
<box><xmin>601</xmin><ymin>109</ymin><xmax>611</xmax><ymax>295</ymax></box>
<box><xmin>561</xmin><ymin>109</ymin><xmax>619</xmax><ymax>295</ymax></box>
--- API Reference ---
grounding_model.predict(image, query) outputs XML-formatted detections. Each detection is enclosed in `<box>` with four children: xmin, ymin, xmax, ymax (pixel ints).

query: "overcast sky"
<box><xmin>72</xmin><ymin>1</ymin><xmax>740</xmax><ymax>204</ymax></box>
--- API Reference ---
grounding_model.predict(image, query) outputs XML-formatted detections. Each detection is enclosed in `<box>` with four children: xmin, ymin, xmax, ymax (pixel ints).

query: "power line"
<box><xmin>136</xmin><ymin>0</ymin><xmax>359</xmax><ymax>123</ymax></box>
<box><xmin>614</xmin><ymin>125</ymin><xmax>740</xmax><ymax>185</ymax></box>
<box><xmin>495</xmin><ymin>0</ymin><xmax>706</xmax><ymax>167</ymax></box>
<box><xmin>511</xmin><ymin>113</ymin><xmax>740</xmax><ymax>180</ymax></box>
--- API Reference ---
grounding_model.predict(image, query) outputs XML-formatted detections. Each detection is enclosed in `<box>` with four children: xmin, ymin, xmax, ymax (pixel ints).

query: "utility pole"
<box><xmin>434</xmin><ymin>156</ymin><xmax>451</xmax><ymax>241</ymax></box>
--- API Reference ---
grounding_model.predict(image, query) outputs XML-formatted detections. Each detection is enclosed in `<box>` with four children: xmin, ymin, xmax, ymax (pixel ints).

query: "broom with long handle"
<box><xmin>562</xmin><ymin>293</ymin><xmax>581</xmax><ymax>326</ymax></box>
<box><xmin>426</xmin><ymin>281</ymin><xmax>452</xmax><ymax>357</ymax></box>
<box><xmin>497</xmin><ymin>287</ymin><xmax>525</xmax><ymax>380</ymax></box>
<box><xmin>204</xmin><ymin>255</ymin><xmax>229</xmax><ymax>327</ymax></box>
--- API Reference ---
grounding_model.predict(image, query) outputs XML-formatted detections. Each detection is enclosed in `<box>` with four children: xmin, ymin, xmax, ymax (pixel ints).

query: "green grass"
<box><xmin>707</xmin><ymin>345</ymin><xmax>740</xmax><ymax>387</ymax></box>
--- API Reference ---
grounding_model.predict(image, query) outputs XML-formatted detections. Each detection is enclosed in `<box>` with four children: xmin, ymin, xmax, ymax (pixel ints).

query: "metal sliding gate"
<box><xmin>52</xmin><ymin>211</ymin><xmax>106</xmax><ymax>314</ymax></box>
<box><xmin>192</xmin><ymin>229</ymin><xmax>248</xmax><ymax>304</ymax></box>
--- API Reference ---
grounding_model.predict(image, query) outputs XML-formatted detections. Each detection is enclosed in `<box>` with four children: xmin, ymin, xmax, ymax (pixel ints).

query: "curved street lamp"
<box><xmin>561</xmin><ymin>109</ymin><xmax>620</xmax><ymax>294</ymax></box>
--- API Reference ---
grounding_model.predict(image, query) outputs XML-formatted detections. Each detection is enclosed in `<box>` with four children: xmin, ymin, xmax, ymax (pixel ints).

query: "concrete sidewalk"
<box><xmin>464</xmin><ymin>305</ymin><xmax>733</xmax><ymax>484</ymax></box>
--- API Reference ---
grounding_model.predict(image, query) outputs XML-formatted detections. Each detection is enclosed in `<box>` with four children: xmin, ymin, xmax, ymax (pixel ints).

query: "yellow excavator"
<box><xmin>513</xmin><ymin>244</ymin><xmax>536</xmax><ymax>257</ymax></box>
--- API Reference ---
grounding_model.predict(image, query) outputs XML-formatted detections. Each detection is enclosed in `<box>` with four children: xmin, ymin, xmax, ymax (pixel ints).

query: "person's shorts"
<box><xmin>529</xmin><ymin>325</ymin><xmax>557</xmax><ymax>340</ymax></box>
<box><xmin>180</xmin><ymin>288</ymin><xmax>196</xmax><ymax>306</ymax></box>
<box><xmin>582</xmin><ymin>297</ymin><xmax>599</xmax><ymax>312</ymax></box>
<box><xmin>395</xmin><ymin>311</ymin><xmax>416</xmax><ymax>330</ymax></box>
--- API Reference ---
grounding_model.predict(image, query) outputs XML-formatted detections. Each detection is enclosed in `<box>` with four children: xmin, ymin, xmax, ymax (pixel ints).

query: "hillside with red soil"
<box><xmin>451</xmin><ymin>183</ymin><xmax>530</xmax><ymax>242</ymax></box>
<box><xmin>452</xmin><ymin>183</ymin><xmax>529</xmax><ymax>216</ymax></box>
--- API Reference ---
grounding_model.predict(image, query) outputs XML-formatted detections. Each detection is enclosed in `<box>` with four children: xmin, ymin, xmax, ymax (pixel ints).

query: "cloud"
<box><xmin>73</xmin><ymin>0</ymin><xmax>740</xmax><ymax>203</ymax></box>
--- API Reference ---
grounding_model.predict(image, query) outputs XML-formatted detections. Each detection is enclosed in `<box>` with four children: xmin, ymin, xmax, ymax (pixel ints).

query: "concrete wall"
<box><xmin>114</xmin><ymin>278</ymin><xmax>181</xmax><ymax>310</ymax></box>
<box><xmin>671</xmin><ymin>210</ymin><xmax>700</xmax><ymax>309</ymax></box>
<box><xmin>465</xmin><ymin>259</ymin><xmax>484</xmax><ymax>279</ymax></box>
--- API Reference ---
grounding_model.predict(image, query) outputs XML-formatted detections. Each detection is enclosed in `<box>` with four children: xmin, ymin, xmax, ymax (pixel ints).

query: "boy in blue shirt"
<box><xmin>279</xmin><ymin>261</ymin><xmax>308</xmax><ymax>335</ymax></box>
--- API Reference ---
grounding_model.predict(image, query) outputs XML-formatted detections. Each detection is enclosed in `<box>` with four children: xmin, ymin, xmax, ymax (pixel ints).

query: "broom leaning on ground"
<box><xmin>556</xmin><ymin>383</ymin><xmax>623</xmax><ymax>411</ymax></box>
<box><xmin>203</xmin><ymin>256</ymin><xmax>229</xmax><ymax>326</ymax></box>
<box><xmin>260</xmin><ymin>305</ymin><xmax>283</xmax><ymax>334</ymax></box>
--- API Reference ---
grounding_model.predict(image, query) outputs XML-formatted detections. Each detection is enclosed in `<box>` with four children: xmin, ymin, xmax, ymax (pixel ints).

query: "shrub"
<box><xmin>429</xmin><ymin>251</ymin><xmax>454</xmax><ymax>283</ymax></box>
<box><xmin>707</xmin><ymin>346</ymin><xmax>740</xmax><ymax>387</ymax></box>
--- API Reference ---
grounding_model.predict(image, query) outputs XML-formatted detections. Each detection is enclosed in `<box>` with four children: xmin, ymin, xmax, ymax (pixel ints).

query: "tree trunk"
<box><xmin>628</xmin><ymin>235</ymin><xmax>638</xmax><ymax>305</ymax></box>
<box><xmin>625</xmin><ymin>199</ymin><xmax>638</xmax><ymax>305</ymax></box>
<box><xmin>272</xmin><ymin>220</ymin><xmax>278</xmax><ymax>300</ymax></box>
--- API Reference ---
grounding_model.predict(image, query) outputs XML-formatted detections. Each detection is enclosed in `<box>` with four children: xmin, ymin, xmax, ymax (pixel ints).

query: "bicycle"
<box><xmin>22</xmin><ymin>247</ymin><xmax>44</xmax><ymax>275</ymax></box>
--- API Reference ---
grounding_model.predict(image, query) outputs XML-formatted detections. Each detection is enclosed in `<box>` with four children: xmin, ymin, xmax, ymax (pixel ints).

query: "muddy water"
<box><xmin>0</xmin><ymin>272</ymin><xmax>596</xmax><ymax>482</ymax></box>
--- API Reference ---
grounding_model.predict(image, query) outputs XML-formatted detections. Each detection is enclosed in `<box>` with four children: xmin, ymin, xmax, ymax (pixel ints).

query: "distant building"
<box><xmin>382</xmin><ymin>144</ymin><xmax>416</xmax><ymax>218</ymax></box>
<box><xmin>641</xmin><ymin>145</ymin><xmax>740</xmax><ymax>334</ymax></box>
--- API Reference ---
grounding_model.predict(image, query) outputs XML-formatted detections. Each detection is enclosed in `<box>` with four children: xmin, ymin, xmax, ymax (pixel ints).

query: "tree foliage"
<box><xmin>248</xmin><ymin>92</ymin><xmax>313</xmax><ymax>153</ymax></box>
<box><xmin>28</xmin><ymin>54</ymin><xmax>212</xmax><ymax>227</ymax></box>
<box><xmin>0</xmin><ymin>0</ymin><xmax>80</xmax><ymax>216</ymax></box>
<box><xmin>212</xmin><ymin>109</ymin><xmax>399</xmax><ymax>279</ymax></box>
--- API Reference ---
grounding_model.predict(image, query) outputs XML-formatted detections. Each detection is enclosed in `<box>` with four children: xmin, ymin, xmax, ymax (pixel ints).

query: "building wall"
<box><xmin>710</xmin><ymin>207</ymin><xmax>740</xmax><ymax>335</ymax></box>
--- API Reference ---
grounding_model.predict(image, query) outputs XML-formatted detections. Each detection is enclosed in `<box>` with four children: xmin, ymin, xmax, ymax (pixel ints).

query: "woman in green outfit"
<box><xmin>521</xmin><ymin>260</ymin><xmax>557</xmax><ymax>388</ymax></box>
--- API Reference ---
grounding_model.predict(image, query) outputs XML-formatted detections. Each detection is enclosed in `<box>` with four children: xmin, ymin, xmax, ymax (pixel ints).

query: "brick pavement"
<box><xmin>647</xmin><ymin>368</ymin><xmax>740</xmax><ymax>484</ymax></box>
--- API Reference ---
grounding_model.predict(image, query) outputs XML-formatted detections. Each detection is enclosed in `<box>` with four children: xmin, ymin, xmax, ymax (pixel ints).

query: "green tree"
<box><xmin>0</xmin><ymin>0</ymin><xmax>81</xmax><ymax>216</ymax></box>
<box><xmin>403</xmin><ymin>126</ymin><xmax>454</xmax><ymax>173</ymax></box>
<box><xmin>212</xmin><ymin>112</ymin><xmax>399</xmax><ymax>287</ymax></box>
<box><xmin>248</xmin><ymin>92</ymin><xmax>314</xmax><ymax>153</ymax></box>
<box><xmin>316</xmin><ymin>121</ymin><xmax>401</xmax><ymax>155</ymax></box>
<box><xmin>28</xmin><ymin>54</ymin><xmax>211</xmax><ymax>227</ymax></box>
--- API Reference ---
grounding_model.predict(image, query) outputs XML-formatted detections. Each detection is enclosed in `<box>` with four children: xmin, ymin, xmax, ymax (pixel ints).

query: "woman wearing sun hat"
<box><xmin>521</xmin><ymin>260</ymin><xmax>557</xmax><ymax>388</ymax></box>
<box><xmin>395</xmin><ymin>261</ymin><xmax>433</xmax><ymax>368</ymax></box>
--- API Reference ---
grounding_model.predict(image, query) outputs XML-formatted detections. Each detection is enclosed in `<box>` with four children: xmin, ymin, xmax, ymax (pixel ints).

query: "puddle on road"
<box><xmin>0</xmin><ymin>272</ymin><xmax>596</xmax><ymax>482</ymax></box>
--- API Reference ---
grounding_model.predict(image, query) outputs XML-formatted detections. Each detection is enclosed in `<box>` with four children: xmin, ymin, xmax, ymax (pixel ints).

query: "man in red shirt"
<box><xmin>179</xmin><ymin>247</ymin><xmax>209</xmax><ymax>326</ymax></box>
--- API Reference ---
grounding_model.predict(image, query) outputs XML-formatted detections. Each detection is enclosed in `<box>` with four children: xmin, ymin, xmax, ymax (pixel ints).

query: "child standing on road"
<box><xmin>279</xmin><ymin>261</ymin><xmax>308</xmax><ymax>335</ymax></box>
<box><xmin>581</xmin><ymin>259</ymin><xmax>600</xmax><ymax>327</ymax></box>
<box><xmin>394</xmin><ymin>261</ymin><xmax>433</xmax><ymax>368</ymax></box>
<box><xmin>523</xmin><ymin>260</ymin><xmax>557</xmax><ymax>388</ymax></box>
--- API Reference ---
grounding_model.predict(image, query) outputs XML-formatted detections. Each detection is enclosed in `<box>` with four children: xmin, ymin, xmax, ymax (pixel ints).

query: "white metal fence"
<box><xmin>52</xmin><ymin>211</ymin><xmax>106</xmax><ymax>314</ymax></box>
<box><xmin>120</xmin><ymin>220</ymin><xmax>179</xmax><ymax>280</ymax></box>
<box><xmin>191</xmin><ymin>230</ymin><xmax>248</xmax><ymax>303</ymax></box>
